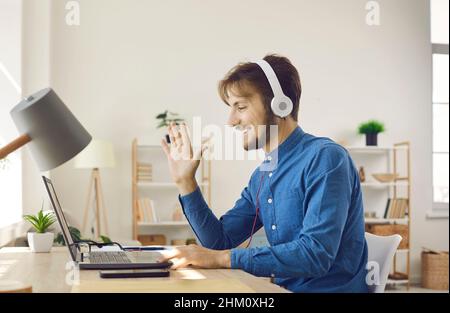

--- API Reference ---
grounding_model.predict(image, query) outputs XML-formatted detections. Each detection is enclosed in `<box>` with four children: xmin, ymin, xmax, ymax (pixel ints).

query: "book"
<box><xmin>391</xmin><ymin>198</ymin><xmax>400</xmax><ymax>218</ymax></box>
<box><xmin>147</xmin><ymin>199</ymin><xmax>158</xmax><ymax>223</ymax></box>
<box><xmin>397</xmin><ymin>198</ymin><xmax>408</xmax><ymax>218</ymax></box>
<box><xmin>137</xmin><ymin>198</ymin><xmax>158</xmax><ymax>223</ymax></box>
<box><xmin>387</xmin><ymin>198</ymin><xmax>398</xmax><ymax>219</ymax></box>
<box><xmin>136</xmin><ymin>199</ymin><xmax>144</xmax><ymax>222</ymax></box>
<box><xmin>383</xmin><ymin>198</ymin><xmax>391</xmax><ymax>218</ymax></box>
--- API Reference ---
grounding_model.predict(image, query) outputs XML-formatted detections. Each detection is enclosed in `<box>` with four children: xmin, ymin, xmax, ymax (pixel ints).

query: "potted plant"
<box><xmin>156</xmin><ymin>110</ymin><xmax>185</xmax><ymax>143</ymax></box>
<box><xmin>24</xmin><ymin>209</ymin><xmax>56</xmax><ymax>253</ymax></box>
<box><xmin>358</xmin><ymin>120</ymin><xmax>385</xmax><ymax>146</ymax></box>
<box><xmin>54</xmin><ymin>226</ymin><xmax>112</xmax><ymax>246</ymax></box>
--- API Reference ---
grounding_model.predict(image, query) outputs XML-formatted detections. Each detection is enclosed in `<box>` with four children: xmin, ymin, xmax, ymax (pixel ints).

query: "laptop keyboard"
<box><xmin>89</xmin><ymin>251</ymin><xmax>132</xmax><ymax>264</ymax></box>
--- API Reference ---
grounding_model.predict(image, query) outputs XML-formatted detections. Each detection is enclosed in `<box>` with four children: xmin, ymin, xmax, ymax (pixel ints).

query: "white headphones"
<box><xmin>254</xmin><ymin>60</ymin><xmax>293</xmax><ymax>118</ymax></box>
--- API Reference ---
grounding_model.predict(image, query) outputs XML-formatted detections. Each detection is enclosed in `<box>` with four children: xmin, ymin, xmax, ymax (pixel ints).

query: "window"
<box><xmin>0</xmin><ymin>0</ymin><xmax>22</xmax><ymax>229</ymax></box>
<box><xmin>431</xmin><ymin>0</ymin><xmax>449</xmax><ymax>214</ymax></box>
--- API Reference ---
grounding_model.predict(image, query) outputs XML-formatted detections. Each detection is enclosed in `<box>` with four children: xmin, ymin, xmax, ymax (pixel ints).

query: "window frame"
<box><xmin>431</xmin><ymin>43</ymin><xmax>449</xmax><ymax>216</ymax></box>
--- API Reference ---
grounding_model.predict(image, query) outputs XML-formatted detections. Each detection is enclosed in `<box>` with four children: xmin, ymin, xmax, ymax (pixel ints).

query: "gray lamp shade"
<box><xmin>9</xmin><ymin>88</ymin><xmax>92</xmax><ymax>171</ymax></box>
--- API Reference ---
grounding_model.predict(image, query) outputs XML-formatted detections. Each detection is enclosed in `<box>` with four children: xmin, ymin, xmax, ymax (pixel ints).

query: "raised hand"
<box><xmin>161</xmin><ymin>122</ymin><xmax>205</xmax><ymax>195</ymax></box>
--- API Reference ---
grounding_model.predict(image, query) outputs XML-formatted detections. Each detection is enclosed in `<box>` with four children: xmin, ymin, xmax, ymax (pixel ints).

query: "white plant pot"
<box><xmin>27</xmin><ymin>232</ymin><xmax>54</xmax><ymax>253</ymax></box>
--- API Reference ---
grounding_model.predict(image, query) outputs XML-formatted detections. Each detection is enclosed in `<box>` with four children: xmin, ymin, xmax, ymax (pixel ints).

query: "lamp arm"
<box><xmin>0</xmin><ymin>134</ymin><xmax>31</xmax><ymax>159</ymax></box>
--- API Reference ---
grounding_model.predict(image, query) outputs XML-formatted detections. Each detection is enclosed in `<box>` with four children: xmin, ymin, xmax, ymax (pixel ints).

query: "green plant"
<box><xmin>358</xmin><ymin>120</ymin><xmax>385</xmax><ymax>134</ymax></box>
<box><xmin>23</xmin><ymin>209</ymin><xmax>56</xmax><ymax>233</ymax></box>
<box><xmin>54</xmin><ymin>226</ymin><xmax>82</xmax><ymax>245</ymax></box>
<box><xmin>54</xmin><ymin>226</ymin><xmax>112</xmax><ymax>246</ymax></box>
<box><xmin>100</xmin><ymin>235</ymin><xmax>112</xmax><ymax>244</ymax></box>
<box><xmin>156</xmin><ymin>110</ymin><xmax>184</xmax><ymax>129</ymax></box>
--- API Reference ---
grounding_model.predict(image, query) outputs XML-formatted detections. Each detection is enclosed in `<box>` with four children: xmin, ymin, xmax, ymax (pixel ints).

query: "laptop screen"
<box><xmin>42</xmin><ymin>176</ymin><xmax>77</xmax><ymax>261</ymax></box>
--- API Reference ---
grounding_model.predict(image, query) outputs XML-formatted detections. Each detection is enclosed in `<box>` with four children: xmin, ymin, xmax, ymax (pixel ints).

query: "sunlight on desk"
<box><xmin>176</xmin><ymin>269</ymin><xmax>206</xmax><ymax>280</ymax></box>
<box><xmin>0</xmin><ymin>260</ymin><xmax>17</xmax><ymax>278</ymax></box>
<box><xmin>72</xmin><ymin>278</ymin><xmax>255</xmax><ymax>293</ymax></box>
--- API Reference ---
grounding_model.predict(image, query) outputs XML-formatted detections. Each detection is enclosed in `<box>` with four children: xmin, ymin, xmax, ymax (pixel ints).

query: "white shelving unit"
<box><xmin>364</xmin><ymin>218</ymin><xmax>408</xmax><ymax>224</ymax></box>
<box><xmin>137</xmin><ymin>221</ymin><xmax>190</xmax><ymax>226</ymax></box>
<box><xmin>361</xmin><ymin>181</ymin><xmax>409</xmax><ymax>188</ymax></box>
<box><xmin>345</xmin><ymin>142</ymin><xmax>411</xmax><ymax>289</ymax></box>
<box><xmin>131</xmin><ymin>139</ymin><xmax>211</xmax><ymax>244</ymax></box>
<box><xmin>137</xmin><ymin>182</ymin><xmax>210</xmax><ymax>188</ymax></box>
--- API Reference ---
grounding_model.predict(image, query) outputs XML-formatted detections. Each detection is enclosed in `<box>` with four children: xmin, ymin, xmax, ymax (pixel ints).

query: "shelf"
<box><xmin>386</xmin><ymin>279</ymin><xmax>409</xmax><ymax>285</ymax></box>
<box><xmin>360</xmin><ymin>181</ymin><xmax>409</xmax><ymax>188</ymax></box>
<box><xmin>137</xmin><ymin>144</ymin><xmax>161</xmax><ymax>150</ymax></box>
<box><xmin>137</xmin><ymin>182</ymin><xmax>209</xmax><ymax>188</ymax></box>
<box><xmin>365</xmin><ymin>218</ymin><xmax>408</xmax><ymax>224</ymax></box>
<box><xmin>132</xmin><ymin>138</ymin><xmax>212</xmax><ymax>243</ymax></box>
<box><xmin>345</xmin><ymin>146</ymin><xmax>408</xmax><ymax>154</ymax></box>
<box><xmin>138</xmin><ymin>221</ymin><xmax>189</xmax><ymax>226</ymax></box>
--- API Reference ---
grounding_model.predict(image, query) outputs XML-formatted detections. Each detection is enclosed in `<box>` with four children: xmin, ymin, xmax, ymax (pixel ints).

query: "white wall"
<box><xmin>0</xmin><ymin>0</ymin><xmax>22</xmax><ymax>243</ymax></box>
<box><xmin>19</xmin><ymin>0</ymin><xmax>448</xmax><ymax>281</ymax></box>
<box><xmin>21</xmin><ymin>0</ymin><xmax>51</xmax><ymax>215</ymax></box>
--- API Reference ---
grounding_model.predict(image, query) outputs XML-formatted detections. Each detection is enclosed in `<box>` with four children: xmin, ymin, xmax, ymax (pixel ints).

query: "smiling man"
<box><xmin>160</xmin><ymin>54</ymin><xmax>369</xmax><ymax>293</ymax></box>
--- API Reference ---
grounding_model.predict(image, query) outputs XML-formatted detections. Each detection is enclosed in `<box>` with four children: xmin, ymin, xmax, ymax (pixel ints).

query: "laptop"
<box><xmin>43</xmin><ymin>176</ymin><xmax>171</xmax><ymax>270</ymax></box>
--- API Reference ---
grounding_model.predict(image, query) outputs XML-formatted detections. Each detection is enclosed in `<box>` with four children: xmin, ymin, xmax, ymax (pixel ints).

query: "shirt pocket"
<box><xmin>274</xmin><ymin>188</ymin><xmax>305</xmax><ymax>234</ymax></box>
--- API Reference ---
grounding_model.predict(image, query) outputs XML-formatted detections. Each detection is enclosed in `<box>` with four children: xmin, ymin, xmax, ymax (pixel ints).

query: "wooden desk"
<box><xmin>0</xmin><ymin>247</ymin><xmax>289</xmax><ymax>293</ymax></box>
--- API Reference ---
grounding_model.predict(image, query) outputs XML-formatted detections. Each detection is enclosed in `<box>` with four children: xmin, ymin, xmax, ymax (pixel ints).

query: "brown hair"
<box><xmin>218</xmin><ymin>54</ymin><xmax>302</xmax><ymax>121</ymax></box>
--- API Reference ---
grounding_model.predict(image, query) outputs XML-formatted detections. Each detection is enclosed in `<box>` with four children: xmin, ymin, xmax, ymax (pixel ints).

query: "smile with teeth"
<box><xmin>237</xmin><ymin>126</ymin><xmax>252</xmax><ymax>134</ymax></box>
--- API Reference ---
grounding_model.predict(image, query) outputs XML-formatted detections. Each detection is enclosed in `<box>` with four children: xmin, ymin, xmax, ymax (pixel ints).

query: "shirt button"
<box><xmin>267</xmin><ymin>198</ymin><xmax>273</xmax><ymax>204</ymax></box>
<box><xmin>268</xmin><ymin>172</ymin><xmax>273</xmax><ymax>178</ymax></box>
<box><xmin>271</xmin><ymin>224</ymin><xmax>277</xmax><ymax>230</ymax></box>
<box><xmin>267</xmin><ymin>156</ymin><xmax>272</xmax><ymax>161</ymax></box>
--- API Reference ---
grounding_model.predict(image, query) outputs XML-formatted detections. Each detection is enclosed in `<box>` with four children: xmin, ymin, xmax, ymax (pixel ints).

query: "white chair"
<box><xmin>365</xmin><ymin>232</ymin><xmax>402</xmax><ymax>293</ymax></box>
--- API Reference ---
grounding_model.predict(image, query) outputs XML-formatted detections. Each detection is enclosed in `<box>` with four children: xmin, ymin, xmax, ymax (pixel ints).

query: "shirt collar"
<box><xmin>264</xmin><ymin>126</ymin><xmax>305</xmax><ymax>164</ymax></box>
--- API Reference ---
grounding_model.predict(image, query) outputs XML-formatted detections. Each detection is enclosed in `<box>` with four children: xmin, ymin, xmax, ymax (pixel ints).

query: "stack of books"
<box><xmin>136</xmin><ymin>198</ymin><xmax>158</xmax><ymax>223</ymax></box>
<box><xmin>137</xmin><ymin>163</ymin><xmax>152</xmax><ymax>182</ymax></box>
<box><xmin>383</xmin><ymin>198</ymin><xmax>409</xmax><ymax>219</ymax></box>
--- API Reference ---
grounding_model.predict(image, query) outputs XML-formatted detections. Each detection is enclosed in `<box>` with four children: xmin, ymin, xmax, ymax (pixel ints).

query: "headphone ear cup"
<box><xmin>271</xmin><ymin>96</ymin><xmax>293</xmax><ymax>118</ymax></box>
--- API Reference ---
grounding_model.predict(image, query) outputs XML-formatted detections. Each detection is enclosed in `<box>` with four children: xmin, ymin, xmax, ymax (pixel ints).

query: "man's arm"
<box><xmin>179</xmin><ymin>183</ymin><xmax>260</xmax><ymax>250</ymax></box>
<box><xmin>161</xmin><ymin>122</ymin><xmax>261</xmax><ymax>251</ymax></box>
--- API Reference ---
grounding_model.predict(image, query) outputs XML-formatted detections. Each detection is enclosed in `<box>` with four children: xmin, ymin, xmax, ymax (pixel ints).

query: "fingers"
<box><xmin>158</xmin><ymin>248</ymin><xmax>191</xmax><ymax>270</ymax></box>
<box><xmin>178</xmin><ymin>123</ymin><xmax>191</xmax><ymax>146</ymax></box>
<box><xmin>170</xmin><ymin>122</ymin><xmax>182</xmax><ymax>146</ymax></box>
<box><xmin>170</xmin><ymin>257</ymin><xmax>190</xmax><ymax>270</ymax></box>
<box><xmin>161</xmin><ymin>138</ymin><xmax>170</xmax><ymax>157</ymax></box>
<box><xmin>168</xmin><ymin>123</ymin><xmax>181</xmax><ymax>149</ymax></box>
<box><xmin>167</xmin><ymin>124</ymin><xmax>176</xmax><ymax>147</ymax></box>
<box><xmin>159</xmin><ymin>248</ymin><xmax>181</xmax><ymax>262</ymax></box>
<box><xmin>193</xmin><ymin>144</ymin><xmax>208</xmax><ymax>161</ymax></box>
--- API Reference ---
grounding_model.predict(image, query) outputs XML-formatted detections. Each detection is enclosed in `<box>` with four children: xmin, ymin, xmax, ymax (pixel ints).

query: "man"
<box><xmin>160</xmin><ymin>54</ymin><xmax>368</xmax><ymax>293</ymax></box>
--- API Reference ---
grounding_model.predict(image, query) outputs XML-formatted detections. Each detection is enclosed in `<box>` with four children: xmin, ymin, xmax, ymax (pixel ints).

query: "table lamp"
<box><xmin>0</xmin><ymin>88</ymin><xmax>92</xmax><ymax>171</ymax></box>
<box><xmin>74</xmin><ymin>139</ymin><xmax>115</xmax><ymax>238</ymax></box>
<box><xmin>0</xmin><ymin>88</ymin><xmax>91</xmax><ymax>293</ymax></box>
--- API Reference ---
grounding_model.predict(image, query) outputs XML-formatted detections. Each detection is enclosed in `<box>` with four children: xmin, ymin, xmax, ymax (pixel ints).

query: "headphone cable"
<box><xmin>246</xmin><ymin>172</ymin><xmax>266</xmax><ymax>248</ymax></box>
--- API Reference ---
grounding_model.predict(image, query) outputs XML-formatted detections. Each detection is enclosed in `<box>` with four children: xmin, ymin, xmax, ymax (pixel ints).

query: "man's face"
<box><xmin>226</xmin><ymin>87</ymin><xmax>269</xmax><ymax>151</ymax></box>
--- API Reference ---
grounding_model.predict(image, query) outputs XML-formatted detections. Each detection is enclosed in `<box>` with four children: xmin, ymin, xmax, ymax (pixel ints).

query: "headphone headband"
<box><xmin>254</xmin><ymin>60</ymin><xmax>285</xmax><ymax>98</ymax></box>
<box><xmin>254</xmin><ymin>59</ymin><xmax>293</xmax><ymax>118</ymax></box>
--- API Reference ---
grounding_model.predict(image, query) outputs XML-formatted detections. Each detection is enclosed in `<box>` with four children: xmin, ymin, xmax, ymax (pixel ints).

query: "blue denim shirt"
<box><xmin>179</xmin><ymin>127</ymin><xmax>368</xmax><ymax>293</ymax></box>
